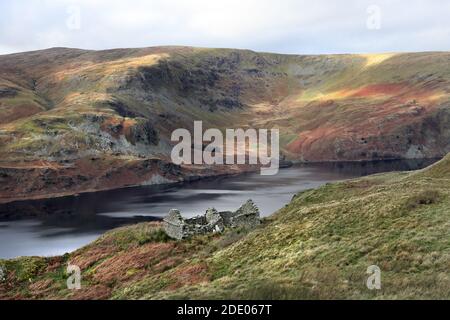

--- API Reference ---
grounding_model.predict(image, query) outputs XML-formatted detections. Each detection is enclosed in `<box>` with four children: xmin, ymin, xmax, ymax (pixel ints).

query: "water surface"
<box><xmin>0</xmin><ymin>159</ymin><xmax>437</xmax><ymax>258</ymax></box>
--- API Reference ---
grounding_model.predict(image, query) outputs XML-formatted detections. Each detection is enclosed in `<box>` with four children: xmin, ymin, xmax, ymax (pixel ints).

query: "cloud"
<box><xmin>0</xmin><ymin>0</ymin><xmax>450</xmax><ymax>55</ymax></box>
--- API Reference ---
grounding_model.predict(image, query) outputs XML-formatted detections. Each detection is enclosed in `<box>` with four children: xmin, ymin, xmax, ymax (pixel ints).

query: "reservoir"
<box><xmin>0</xmin><ymin>159</ymin><xmax>437</xmax><ymax>259</ymax></box>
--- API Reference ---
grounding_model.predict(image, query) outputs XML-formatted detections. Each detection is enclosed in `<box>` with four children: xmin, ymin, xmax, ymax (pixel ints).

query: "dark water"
<box><xmin>0</xmin><ymin>159</ymin><xmax>438</xmax><ymax>259</ymax></box>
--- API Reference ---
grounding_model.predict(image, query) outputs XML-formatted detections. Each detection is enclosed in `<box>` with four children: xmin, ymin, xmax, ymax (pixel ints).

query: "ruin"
<box><xmin>163</xmin><ymin>199</ymin><xmax>260</xmax><ymax>240</ymax></box>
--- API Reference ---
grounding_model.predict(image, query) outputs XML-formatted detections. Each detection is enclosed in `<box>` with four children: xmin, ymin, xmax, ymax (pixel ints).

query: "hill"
<box><xmin>1</xmin><ymin>153</ymin><xmax>449</xmax><ymax>299</ymax></box>
<box><xmin>1</xmin><ymin>47</ymin><xmax>450</xmax><ymax>203</ymax></box>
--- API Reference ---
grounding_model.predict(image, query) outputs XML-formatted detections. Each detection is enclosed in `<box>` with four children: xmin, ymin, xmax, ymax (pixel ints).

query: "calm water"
<box><xmin>0</xmin><ymin>159</ymin><xmax>437</xmax><ymax>259</ymax></box>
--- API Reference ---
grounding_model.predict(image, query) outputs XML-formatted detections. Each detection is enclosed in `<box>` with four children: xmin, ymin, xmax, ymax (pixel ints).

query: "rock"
<box><xmin>205</xmin><ymin>208</ymin><xmax>225</xmax><ymax>233</ymax></box>
<box><xmin>0</xmin><ymin>86</ymin><xmax>19</xmax><ymax>98</ymax></box>
<box><xmin>128</xmin><ymin>120</ymin><xmax>159</xmax><ymax>146</ymax></box>
<box><xmin>105</xmin><ymin>98</ymin><xmax>139</xmax><ymax>118</ymax></box>
<box><xmin>163</xmin><ymin>209</ymin><xmax>185</xmax><ymax>240</ymax></box>
<box><xmin>163</xmin><ymin>199</ymin><xmax>261</xmax><ymax>240</ymax></box>
<box><xmin>230</xmin><ymin>199</ymin><xmax>261</xmax><ymax>229</ymax></box>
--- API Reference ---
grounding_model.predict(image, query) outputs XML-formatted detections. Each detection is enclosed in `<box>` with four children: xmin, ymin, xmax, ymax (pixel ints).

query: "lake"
<box><xmin>0</xmin><ymin>159</ymin><xmax>437</xmax><ymax>259</ymax></box>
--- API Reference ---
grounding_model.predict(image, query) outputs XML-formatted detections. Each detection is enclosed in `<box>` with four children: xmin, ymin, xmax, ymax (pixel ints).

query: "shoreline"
<box><xmin>0</xmin><ymin>157</ymin><xmax>440</xmax><ymax>206</ymax></box>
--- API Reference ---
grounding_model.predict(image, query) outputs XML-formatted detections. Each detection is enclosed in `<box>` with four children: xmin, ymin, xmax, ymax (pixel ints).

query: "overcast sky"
<box><xmin>1</xmin><ymin>0</ymin><xmax>450</xmax><ymax>55</ymax></box>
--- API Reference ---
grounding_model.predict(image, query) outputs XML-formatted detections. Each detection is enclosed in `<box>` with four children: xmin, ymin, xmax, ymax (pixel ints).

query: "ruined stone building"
<box><xmin>163</xmin><ymin>199</ymin><xmax>260</xmax><ymax>240</ymax></box>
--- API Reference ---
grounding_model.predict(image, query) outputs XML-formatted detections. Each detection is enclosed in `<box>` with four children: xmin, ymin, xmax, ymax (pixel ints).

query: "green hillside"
<box><xmin>1</xmin><ymin>154</ymin><xmax>449</xmax><ymax>299</ymax></box>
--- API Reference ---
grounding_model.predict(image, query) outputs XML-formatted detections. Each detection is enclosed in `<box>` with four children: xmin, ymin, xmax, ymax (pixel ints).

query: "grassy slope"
<box><xmin>1</xmin><ymin>154</ymin><xmax>450</xmax><ymax>300</ymax></box>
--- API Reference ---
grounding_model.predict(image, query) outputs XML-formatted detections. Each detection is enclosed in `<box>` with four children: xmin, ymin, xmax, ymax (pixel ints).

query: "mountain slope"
<box><xmin>1</xmin><ymin>153</ymin><xmax>449</xmax><ymax>299</ymax></box>
<box><xmin>1</xmin><ymin>47</ymin><xmax>450</xmax><ymax>203</ymax></box>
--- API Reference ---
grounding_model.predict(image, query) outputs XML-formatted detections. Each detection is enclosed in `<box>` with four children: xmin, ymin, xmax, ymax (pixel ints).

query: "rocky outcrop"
<box><xmin>0</xmin><ymin>86</ymin><xmax>19</xmax><ymax>98</ymax></box>
<box><xmin>163</xmin><ymin>199</ymin><xmax>260</xmax><ymax>240</ymax></box>
<box><xmin>127</xmin><ymin>119</ymin><xmax>159</xmax><ymax>146</ymax></box>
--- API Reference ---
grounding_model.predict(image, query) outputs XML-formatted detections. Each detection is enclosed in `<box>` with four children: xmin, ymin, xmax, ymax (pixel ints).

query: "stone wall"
<box><xmin>163</xmin><ymin>199</ymin><xmax>260</xmax><ymax>240</ymax></box>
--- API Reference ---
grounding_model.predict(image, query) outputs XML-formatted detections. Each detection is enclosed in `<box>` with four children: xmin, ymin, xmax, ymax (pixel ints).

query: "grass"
<box><xmin>143</xmin><ymin>155</ymin><xmax>450</xmax><ymax>299</ymax></box>
<box><xmin>1</xmin><ymin>257</ymin><xmax>47</xmax><ymax>282</ymax></box>
<box><xmin>96</xmin><ymin>223</ymin><xmax>172</xmax><ymax>249</ymax></box>
<box><xmin>404</xmin><ymin>189</ymin><xmax>441</xmax><ymax>210</ymax></box>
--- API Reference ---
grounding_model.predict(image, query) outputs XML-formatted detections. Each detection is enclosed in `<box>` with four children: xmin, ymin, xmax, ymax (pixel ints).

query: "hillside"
<box><xmin>1</xmin><ymin>154</ymin><xmax>449</xmax><ymax>299</ymax></box>
<box><xmin>1</xmin><ymin>47</ymin><xmax>450</xmax><ymax>202</ymax></box>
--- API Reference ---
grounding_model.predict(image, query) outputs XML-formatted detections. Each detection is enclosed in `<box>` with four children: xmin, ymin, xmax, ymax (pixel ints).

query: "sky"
<box><xmin>1</xmin><ymin>0</ymin><xmax>450</xmax><ymax>55</ymax></box>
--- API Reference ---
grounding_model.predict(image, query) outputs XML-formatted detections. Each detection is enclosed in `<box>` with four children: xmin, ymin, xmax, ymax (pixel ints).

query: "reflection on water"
<box><xmin>0</xmin><ymin>158</ymin><xmax>438</xmax><ymax>258</ymax></box>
